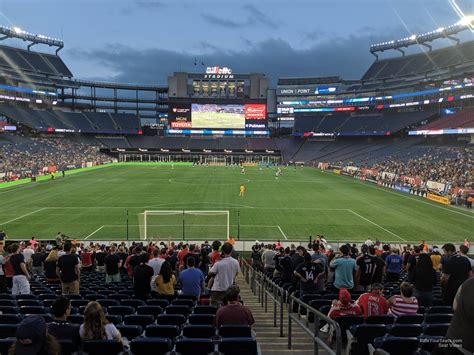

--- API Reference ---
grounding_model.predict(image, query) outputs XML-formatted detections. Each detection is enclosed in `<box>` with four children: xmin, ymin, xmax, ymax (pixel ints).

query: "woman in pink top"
<box><xmin>388</xmin><ymin>282</ymin><xmax>419</xmax><ymax>317</ymax></box>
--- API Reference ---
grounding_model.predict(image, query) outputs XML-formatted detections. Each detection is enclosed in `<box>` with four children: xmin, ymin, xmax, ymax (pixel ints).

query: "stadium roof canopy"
<box><xmin>0</xmin><ymin>25</ymin><xmax>64</xmax><ymax>53</ymax></box>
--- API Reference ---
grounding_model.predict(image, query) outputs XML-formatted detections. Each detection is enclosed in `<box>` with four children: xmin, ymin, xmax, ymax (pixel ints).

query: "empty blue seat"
<box><xmin>427</xmin><ymin>306</ymin><xmax>452</xmax><ymax>314</ymax></box>
<box><xmin>192</xmin><ymin>305</ymin><xmax>217</xmax><ymax>315</ymax></box>
<box><xmin>424</xmin><ymin>313</ymin><xmax>452</xmax><ymax>324</ymax></box>
<box><xmin>105</xmin><ymin>314</ymin><xmax>123</xmax><ymax>325</ymax></box>
<box><xmin>366</xmin><ymin>315</ymin><xmax>395</xmax><ymax>325</ymax></box>
<box><xmin>188</xmin><ymin>314</ymin><xmax>214</xmax><ymax>325</ymax></box>
<box><xmin>395</xmin><ymin>314</ymin><xmax>424</xmax><ymax>324</ymax></box>
<box><xmin>348</xmin><ymin>324</ymin><xmax>387</xmax><ymax>355</ymax></box>
<box><xmin>136</xmin><ymin>305</ymin><xmax>162</xmax><ymax>318</ymax></box>
<box><xmin>388</xmin><ymin>324</ymin><xmax>423</xmax><ymax>337</ymax></box>
<box><xmin>372</xmin><ymin>337</ymin><xmax>419</xmax><ymax>354</ymax></box>
<box><xmin>96</xmin><ymin>299</ymin><xmax>120</xmax><ymax>308</ymax></box>
<box><xmin>423</xmin><ymin>323</ymin><xmax>449</xmax><ymax>336</ymax></box>
<box><xmin>165</xmin><ymin>305</ymin><xmax>190</xmax><ymax>317</ymax></box>
<box><xmin>175</xmin><ymin>338</ymin><xmax>215</xmax><ymax>355</ymax></box>
<box><xmin>116</xmin><ymin>324</ymin><xmax>142</xmax><ymax>340</ymax></box>
<box><xmin>156</xmin><ymin>314</ymin><xmax>186</xmax><ymax>327</ymax></box>
<box><xmin>107</xmin><ymin>306</ymin><xmax>135</xmax><ymax>316</ymax></box>
<box><xmin>17</xmin><ymin>300</ymin><xmax>42</xmax><ymax>307</ymax></box>
<box><xmin>145</xmin><ymin>324</ymin><xmax>180</xmax><ymax>339</ymax></box>
<box><xmin>218</xmin><ymin>338</ymin><xmax>258</xmax><ymax>355</ymax></box>
<box><xmin>171</xmin><ymin>299</ymin><xmax>195</xmax><ymax>308</ymax></box>
<box><xmin>82</xmin><ymin>340</ymin><xmax>124</xmax><ymax>355</ymax></box>
<box><xmin>0</xmin><ymin>306</ymin><xmax>19</xmax><ymax>315</ymax></box>
<box><xmin>130</xmin><ymin>337</ymin><xmax>173</xmax><ymax>355</ymax></box>
<box><xmin>0</xmin><ymin>324</ymin><xmax>18</xmax><ymax>338</ymax></box>
<box><xmin>0</xmin><ymin>314</ymin><xmax>23</xmax><ymax>324</ymax></box>
<box><xmin>123</xmin><ymin>314</ymin><xmax>155</xmax><ymax>328</ymax></box>
<box><xmin>20</xmin><ymin>306</ymin><xmax>45</xmax><ymax>314</ymax></box>
<box><xmin>121</xmin><ymin>299</ymin><xmax>145</xmax><ymax>309</ymax></box>
<box><xmin>218</xmin><ymin>325</ymin><xmax>252</xmax><ymax>338</ymax></box>
<box><xmin>146</xmin><ymin>299</ymin><xmax>169</xmax><ymax>308</ymax></box>
<box><xmin>182</xmin><ymin>325</ymin><xmax>216</xmax><ymax>338</ymax></box>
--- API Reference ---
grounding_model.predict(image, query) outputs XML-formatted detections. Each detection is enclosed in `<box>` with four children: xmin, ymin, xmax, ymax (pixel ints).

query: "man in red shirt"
<box><xmin>215</xmin><ymin>285</ymin><xmax>254</xmax><ymax>327</ymax></box>
<box><xmin>177</xmin><ymin>244</ymin><xmax>189</xmax><ymax>270</ymax></box>
<box><xmin>210</xmin><ymin>240</ymin><xmax>222</xmax><ymax>266</ymax></box>
<box><xmin>356</xmin><ymin>283</ymin><xmax>389</xmax><ymax>319</ymax></box>
<box><xmin>328</xmin><ymin>288</ymin><xmax>362</xmax><ymax>319</ymax></box>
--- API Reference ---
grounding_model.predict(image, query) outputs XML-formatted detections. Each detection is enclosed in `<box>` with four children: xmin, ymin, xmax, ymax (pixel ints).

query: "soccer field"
<box><xmin>0</xmin><ymin>163</ymin><xmax>472</xmax><ymax>244</ymax></box>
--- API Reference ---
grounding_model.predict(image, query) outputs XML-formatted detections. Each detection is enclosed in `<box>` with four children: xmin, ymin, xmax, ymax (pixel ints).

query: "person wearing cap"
<box><xmin>328</xmin><ymin>288</ymin><xmax>362</xmax><ymax>319</ymax></box>
<box><xmin>356</xmin><ymin>283</ymin><xmax>389</xmax><ymax>319</ymax></box>
<box><xmin>9</xmin><ymin>315</ymin><xmax>60</xmax><ymax>355</ymax></box>
<box><xmin>441</xmin><ymin>243</ymin><xmax>472</xmax><ymax>306</ymax></box>
<box><xmin>47</xmin><ymin>297</ymin><xmax>81</xmax><ymax>346</ymax></box>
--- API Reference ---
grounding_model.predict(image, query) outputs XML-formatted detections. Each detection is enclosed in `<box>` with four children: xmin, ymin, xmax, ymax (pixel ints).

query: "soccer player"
<box><xmin>239</xmin><ymin>184</ymin><xmax>246</xmax><ymax>197</ymax></box>
<box><xmin>241</xmin><ymin>166</ymin><xmax>245</xmax><ymax>174</ymax></box>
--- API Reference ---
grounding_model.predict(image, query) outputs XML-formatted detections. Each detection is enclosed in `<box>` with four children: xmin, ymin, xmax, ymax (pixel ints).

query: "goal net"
<box><xmin>138</xmin><ymin>210</ymin><xmax>230</xmax><ymax>241</ymax></box>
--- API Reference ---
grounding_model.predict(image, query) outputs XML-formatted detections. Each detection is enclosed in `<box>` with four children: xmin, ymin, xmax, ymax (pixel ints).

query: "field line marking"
<box><xmin>277</xmin><ymin>225</ymin><xmax>288</xmax><ymax>240</ymax></box>
<box><xmin>319</xmin><ymin>170</ymin><xmax>474</xmax><ymax>219</ymax></box>
<box><xmin>0</xmin><ymin>208</ymin><xmax>46</xmax><ymax>225</ymax></box>
<box><xmin>84</xmin><ymin>225</ymin><xmax>105</xmax><ymax>240</ymax></box>
<box><xmin>348</xmin><ymin>209</ymin><xmax>407</xmax><ymax>242</ymax></box>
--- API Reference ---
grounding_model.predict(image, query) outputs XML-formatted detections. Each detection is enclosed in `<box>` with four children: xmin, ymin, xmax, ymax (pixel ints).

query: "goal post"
<box><xmin>138</xmin><ymin>210</ymin><xmax>230</xmax><ymax>241</ymax></box>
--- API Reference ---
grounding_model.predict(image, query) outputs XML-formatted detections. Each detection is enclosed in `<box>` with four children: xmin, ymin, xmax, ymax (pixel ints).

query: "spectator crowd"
<box><xmin>0</xmin><ymin>237</ymin><xmax>253</xmax><ymax>354</ymax></box>
<box><xmin>0</xmin><ymin>135</ymin><xmax>110</xmax><ymax>182</ymax></box>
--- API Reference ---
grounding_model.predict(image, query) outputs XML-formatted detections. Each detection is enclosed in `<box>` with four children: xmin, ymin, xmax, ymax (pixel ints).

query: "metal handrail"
<box><xmin>241</xmin><ymin>259</ymin><xmax>342</xmax><ymax>355</ymax></box>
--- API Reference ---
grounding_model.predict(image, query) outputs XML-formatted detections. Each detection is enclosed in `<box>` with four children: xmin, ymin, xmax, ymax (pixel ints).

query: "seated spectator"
<box><xmin>328</xmin><ymin>288</ymin><xmax>362</xmax><ymax>319</ymax></box>
<box><xmin>9</xmin><ymin>315</ymin><xmax>60</xmax><ymax>355</ymax></box>
<box><xmin>42</xmin><ymin>249</ymin><xmax>59</xmax><ymax>282</ymax></box>
<box><xmin>446</xmin><ymin>278</ymin><xmax>474</xmax><ymax>352</ymax></box>
<box><xmin>356</xmin><ymin>283</ymin><xmax>389</xmax><ymax>319</ymax></box>
<box><xmin>215</xmin><ymin>285</ymin><xmax>254</xmax><ymax>327</ymax></box>
<box><xmin>79</xmin><ymin>301</ymin><xmax>122</xmax><ymax>343</ymax></box>
<box><xmin>155</xmin><ymin>259</ymin><xmax>177</xmax><ymax>295</ymax></box>
<box><xmin>48</xmin><ymin>297</ymin><xmax>81</xmax><ymax>344</ymax></box>
<box><xmin>294</xmin><ymin>252</ymin><xmax>324</xmax><ymax>297</ymax></box>
<box><xmin>387</xmin><ymin>282</ymin><xmax>419</xmax><ymax>316</ymax></box>
<box><xmin>133</xmin><ymin>254</ymin><xmax>154</xmax><ymax>300</ymax></box>
<box><xmin>178</xmin><ymin>257</ymin><xmax>205</xmax><ymax>299</ymax></box>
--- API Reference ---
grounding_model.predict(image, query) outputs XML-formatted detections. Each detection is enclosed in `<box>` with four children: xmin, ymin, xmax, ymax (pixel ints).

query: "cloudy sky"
<box><xmin>1</xmin><ymin>0</ymin><xmax>473</xmax><ymax>85</ymax></box>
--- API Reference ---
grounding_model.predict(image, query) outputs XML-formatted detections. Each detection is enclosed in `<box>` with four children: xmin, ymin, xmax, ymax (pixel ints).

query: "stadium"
<box><xmin>0</xmin><ymin>3</ymin><xmax>473</xmax><ymax>355</ymax></box>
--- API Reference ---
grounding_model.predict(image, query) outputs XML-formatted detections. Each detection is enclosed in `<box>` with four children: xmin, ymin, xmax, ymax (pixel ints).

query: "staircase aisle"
<box><xmin>236</xmin><ymin>273</ymin><xmax>319</xmax><ymax>355</ymax></box>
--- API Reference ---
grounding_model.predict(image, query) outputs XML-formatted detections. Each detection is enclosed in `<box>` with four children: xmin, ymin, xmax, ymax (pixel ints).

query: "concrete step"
<box><xmin>236</xmin><ymin>274</ymin><xmax>317</xmax><ymax>354</ymax></box>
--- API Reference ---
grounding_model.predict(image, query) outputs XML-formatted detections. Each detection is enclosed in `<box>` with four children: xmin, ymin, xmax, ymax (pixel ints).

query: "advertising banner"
<box><xmin>426</xmin><ymin>193</ymin><xmax>450</xmax><ymax>205</ymax></box>
<box><xmin>427</xmin><ymin>180</ymin><xmax>448</xmax><ymax>194</ymax></box>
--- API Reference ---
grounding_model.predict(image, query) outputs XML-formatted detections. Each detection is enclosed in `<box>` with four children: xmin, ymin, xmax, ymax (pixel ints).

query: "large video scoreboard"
<box><xmin>167</xmin><ymin>67</ymin><xmax>269</xmax><ymax>135</ymax></box>
<box><xmin>167</xmin><ymin>102</ymin><xmax>267</xmax><ymax>135</ymax></box>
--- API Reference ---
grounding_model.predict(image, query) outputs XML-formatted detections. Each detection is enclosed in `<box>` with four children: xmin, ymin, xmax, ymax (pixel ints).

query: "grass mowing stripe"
<box><xmin>0</xmin><ymin>208</ymin><xmax>46</xmax><ymax>226</ymax></box>
<box><xmin>348</xmin><ymin>209</ymin><xmax>407</xmax><ymax>242</ymax></box>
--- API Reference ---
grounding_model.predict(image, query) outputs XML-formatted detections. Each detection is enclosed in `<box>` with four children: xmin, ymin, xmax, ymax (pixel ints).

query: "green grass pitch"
<box><xmin>0</xmin><ymin>164</ymin><xmax>472</xmax><ymax>244</ymax></box>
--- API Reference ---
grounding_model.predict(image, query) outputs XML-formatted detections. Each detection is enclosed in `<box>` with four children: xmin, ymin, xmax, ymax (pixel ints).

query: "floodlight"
<box><xmin>409</xmin><ymin>34</ymin><xmax>417</xmax><ymax>40</ymax></box>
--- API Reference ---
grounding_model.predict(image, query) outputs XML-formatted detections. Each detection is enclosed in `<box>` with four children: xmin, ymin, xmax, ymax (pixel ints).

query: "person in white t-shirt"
<box><xmin>209</xmin><ymin>242</ymin><xmax>241</xmax><ymax>307</ymax></box>
<box><xmin>148</xmin><ymin>249</ymin><xmax>165</xmax><ymax>289</ymax></box>
<box><xmin>22</xmin><ymin>243</ymin><xmax>35</xmax><ymax>269</ymax></box>
<box><xmin>79</xmin><ymin>301</ymin><xmax>122</xmax><ymax>344</ymax></box>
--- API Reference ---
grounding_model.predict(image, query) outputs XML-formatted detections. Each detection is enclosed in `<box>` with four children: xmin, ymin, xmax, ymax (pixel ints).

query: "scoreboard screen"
<box><xmin>168</xmin><ymin>103</ymin><xmax>267</xmax><ymax>130</ymax></box>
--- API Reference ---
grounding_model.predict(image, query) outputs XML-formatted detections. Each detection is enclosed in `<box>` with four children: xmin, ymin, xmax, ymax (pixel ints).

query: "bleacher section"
<box><xmin>0</xmin><ymin>45</ymin><xmax>73</xmax><ymax>77</ymax></box>
<box><xmin>293</xmin><ymin>111</ymin><xmax>436</xmax><ymax>135</ymax></box>
<box><xmin>0</xmin><ymin>106</ymin><xmax>140</xmax><ymax>134</ymax></box>
<box><xmin>0</xmin><ymin>271</ymin><xmax>259</xmax><ymax>355</ymax></box>
<box><xmin>362</xmin><ymin>40</ymin><xmax>474</xmax><ymax>81</ymax></box>
<box><xmin>413</xmin><ymin>107</ymin><xmax>474</xmax><ymax>130</ymax></box>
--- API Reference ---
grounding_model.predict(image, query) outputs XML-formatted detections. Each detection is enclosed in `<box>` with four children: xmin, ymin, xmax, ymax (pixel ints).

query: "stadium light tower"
<box><xmin>0</xmin><ymin>25</ymin><xmax>64</xmax><ymax>53</ymax></box>
<box><xmin>369</xmin><ymin>17</ymin><xmax>473</xmax><ymax>57</ymax></box>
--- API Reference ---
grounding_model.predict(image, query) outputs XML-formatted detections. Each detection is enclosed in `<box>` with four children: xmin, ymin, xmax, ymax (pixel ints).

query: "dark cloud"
<box><xmin>200</xmin><ymin>14</ymin><xmax>243</xmax><ymax>29</ymax></box>
<box><xmin>69</xmin><ymin>31</ymin><xmax>404</xmax><ymax>86</ymax></box>
<box><xmin>120</xmin><ymin>0</ymin><xmax>164</xmax><ymax>14</ymax></box>
<box><xmin>201</xmin><ymin>3</ymin><xmax>279</xmax><ymax>29</ymax></box>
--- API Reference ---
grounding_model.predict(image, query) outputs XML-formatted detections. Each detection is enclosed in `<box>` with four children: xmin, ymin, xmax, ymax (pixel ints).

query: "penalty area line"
<box><xmin>0</xmin><ymin>208</ymin><xmax>46</xmax><ymax>225</ymax></box>
<box><xmin>84</xmin><ymin>225</ymin><xmax>105</xmax><ymax>240</ymax></box>
<box><xmin>277</xmin><ymin>225</ymin><xmax>288</xmax><ymax>240</ymax></box>
<box><xmin>348</xmin><ymin>209</ymin><xmax>407</xmax><ymax>242</ymax></box>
